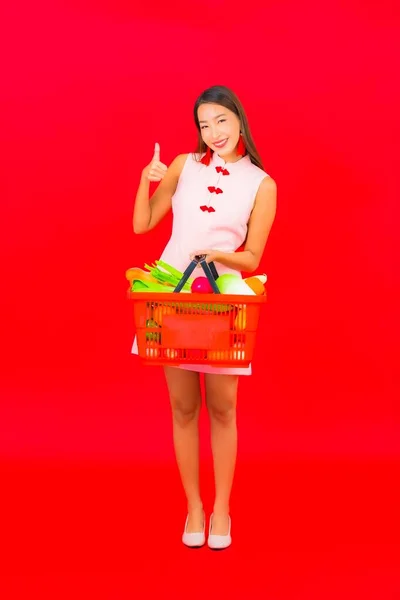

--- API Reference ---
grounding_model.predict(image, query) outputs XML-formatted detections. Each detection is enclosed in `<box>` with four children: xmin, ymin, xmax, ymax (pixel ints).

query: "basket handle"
<box><xmin>173</xmin><ymin>255</ymin><xmax>220</xmax><ymax>293</ymax></box>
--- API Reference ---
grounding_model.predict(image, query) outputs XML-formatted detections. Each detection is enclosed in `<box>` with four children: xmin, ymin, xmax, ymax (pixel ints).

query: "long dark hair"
<box><xmin>193</xmin><ymin>85</ymin><xmax>264</xmax><ymax>171</ymax></box>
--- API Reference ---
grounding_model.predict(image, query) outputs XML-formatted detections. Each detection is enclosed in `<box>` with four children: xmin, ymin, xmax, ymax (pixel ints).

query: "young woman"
<box><xmin>132</xmin><ymin>85</ymin><xmax>277</xmax><ymax>549</ymax></box>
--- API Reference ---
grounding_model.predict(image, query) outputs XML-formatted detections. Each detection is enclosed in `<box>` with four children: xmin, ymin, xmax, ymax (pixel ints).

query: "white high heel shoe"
<box><xmin>207</xmin><ymin>514</ymin><xmax>232</xmax><ymax>550</ymax></box>
<box><xmin>182</xmin><ymin>513</ymin><xmax>206</xmax><ymax>548</ymax></box>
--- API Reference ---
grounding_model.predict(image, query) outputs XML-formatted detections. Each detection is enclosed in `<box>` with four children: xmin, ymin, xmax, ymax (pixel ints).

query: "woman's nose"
<box><xmin>210</xmin><ymin>125</ymin><xmax>219</xmax><ymax>138</ymax></box>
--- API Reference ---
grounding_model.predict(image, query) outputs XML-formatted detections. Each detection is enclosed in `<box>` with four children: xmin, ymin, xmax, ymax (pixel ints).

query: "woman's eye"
<box><xmin>201</xmin><ymin>119</ymin><xmax>225</xmax><ymax>129</ymax></box>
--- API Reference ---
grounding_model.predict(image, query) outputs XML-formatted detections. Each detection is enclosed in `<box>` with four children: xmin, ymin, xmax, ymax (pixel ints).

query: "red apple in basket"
<box><xmin>191</xmin><ymin>277</ymin><xmax>213</xmax><ymax>294</ymax></box>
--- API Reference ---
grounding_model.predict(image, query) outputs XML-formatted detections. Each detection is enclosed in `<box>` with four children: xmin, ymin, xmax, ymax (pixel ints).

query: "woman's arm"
<box><xmin>191</xmin><ymin>176</ymin><xmax>277</xmax><ymax>272</ymax></box>
<box><xmin>133</xmin><ymin>152</ymin><xmax>188</xmax><ymax>234</ymax></box>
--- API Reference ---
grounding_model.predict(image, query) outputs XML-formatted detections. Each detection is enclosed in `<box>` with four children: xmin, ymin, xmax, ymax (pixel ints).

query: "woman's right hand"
<box><xmin>142</xmin><ymin>142</ymin><xmax>168</xmax><ymax>182</ymax></box>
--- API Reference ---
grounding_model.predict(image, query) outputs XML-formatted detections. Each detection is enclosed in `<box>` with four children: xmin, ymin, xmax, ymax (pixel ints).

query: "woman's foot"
<box><xmin>208</xmin><ymin>512</ymin><xmax>231</xmax><ymax>549</ymax></box>
<box><xmin>209</xmin><ymin>512</ymin><xmax>230</xmax><ymax>535</ymax></box>
<box><xmin>182</xmin><ymin>506</ymin><xmax>205</xmax><ymax>548</ymax></box>
<box><xmin>186</xmin><ymin>505</ymin><xmax>205</xmax><ymax>533</ymax></box>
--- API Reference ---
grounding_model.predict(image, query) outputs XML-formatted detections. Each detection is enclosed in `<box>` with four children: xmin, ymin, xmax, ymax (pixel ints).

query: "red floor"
<box><xmin>0</xmin><ymin>457</ymin><xmax>397</xmax><ymax>599</ymax></box>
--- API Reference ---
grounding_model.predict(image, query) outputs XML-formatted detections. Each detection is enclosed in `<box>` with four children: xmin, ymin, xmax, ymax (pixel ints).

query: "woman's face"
<box><xmin>198</xmin><ymin>103</ymin><xmax>241</xmax><ymax>162</ymax></box>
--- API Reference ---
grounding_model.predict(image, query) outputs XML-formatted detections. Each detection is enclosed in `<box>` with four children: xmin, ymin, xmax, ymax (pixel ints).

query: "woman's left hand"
<box><xmin>190</xmin><ymin>249</ymin><xmax>221</xmax><ymax>264</ymax></box>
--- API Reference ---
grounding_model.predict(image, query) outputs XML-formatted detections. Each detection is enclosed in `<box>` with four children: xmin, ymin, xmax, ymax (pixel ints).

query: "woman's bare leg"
<box><xmin>205</xmin><ymin>373</ymin><xmax>239</xmax><ymax>535</ymax></box>
<box><xmin>164</xmin><ymin>366</ymin><xmax>204</xmax><ymax>532</ymax></box>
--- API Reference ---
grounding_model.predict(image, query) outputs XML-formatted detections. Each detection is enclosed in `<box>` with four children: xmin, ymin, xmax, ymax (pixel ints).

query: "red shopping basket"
<box><xmin>129</xmin><ymin>256</ymin><xmax>267</xmax><ymax>367</ymax></box>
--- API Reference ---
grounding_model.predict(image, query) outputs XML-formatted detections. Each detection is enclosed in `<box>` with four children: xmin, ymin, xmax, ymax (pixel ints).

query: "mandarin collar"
<box><xmin>210</xmin><ymin>151</ymin><xmax>251</xmax><ymax>172</ymax></box>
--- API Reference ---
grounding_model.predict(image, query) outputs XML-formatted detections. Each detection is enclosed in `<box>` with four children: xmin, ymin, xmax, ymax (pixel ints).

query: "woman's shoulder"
<box><xmin>244</xmin><ymin>159</ymin><xmax>276</xmax><ymax>196</ymax></box>
<box><xmin>170</xmin><ymin>152</ymin><xmax>205</xmax><ymax>177</ymax></box>
<box><xmin>171</xmin><ymin>152</ymin><xmax>204</xmax><ymax>168</ymax></box>
<box><xmin>247</xmin><ymin>158</ymin><xmax>269</xmax><ymax>179</ymax></box>
<box><xmin>182</xmin><ymin>152</ymin><xmax>206</xmax><ymax>164</ymax></box>
<box><xmin>167</xmin><ymin>153</ymin><xmax>190</xmax><ymax>178</ymax></box>
<box><xmin>171</xmin><ymin>153</ymin><xmax>190</xmax><ymax>166</ymax></box>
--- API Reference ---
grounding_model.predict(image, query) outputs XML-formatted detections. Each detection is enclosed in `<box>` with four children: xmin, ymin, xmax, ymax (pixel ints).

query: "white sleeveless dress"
<box><xmin>132</xmin><ymin>150</ymin><xmax>269</xmax><ymax>375</ymax></box>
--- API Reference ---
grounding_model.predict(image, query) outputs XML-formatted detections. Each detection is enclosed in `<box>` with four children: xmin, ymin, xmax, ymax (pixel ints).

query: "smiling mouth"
<box><xmin>213</xmin><ymin>139</ymin><xmax>228</xmax><ymax>148</ymax></box>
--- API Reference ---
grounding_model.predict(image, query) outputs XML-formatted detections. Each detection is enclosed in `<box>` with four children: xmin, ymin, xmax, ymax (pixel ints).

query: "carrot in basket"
<box><xmin>125</xmin><ymin>267</ymin><xmax>162</xmax><ymax>285</ymax></box>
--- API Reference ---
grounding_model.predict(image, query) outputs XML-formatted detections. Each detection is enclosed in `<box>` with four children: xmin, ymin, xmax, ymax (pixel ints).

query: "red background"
<box><xmin>0</xmin><ymin>0</ymin><xmax>398</xmax><ymax>596</ymax></box>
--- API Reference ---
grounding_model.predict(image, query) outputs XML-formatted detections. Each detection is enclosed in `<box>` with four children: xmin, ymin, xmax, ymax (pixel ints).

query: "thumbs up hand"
<box><xmin>142</xmin><ymin>142</ymin><xmax>168</xmax><ymax>182</ymax></box>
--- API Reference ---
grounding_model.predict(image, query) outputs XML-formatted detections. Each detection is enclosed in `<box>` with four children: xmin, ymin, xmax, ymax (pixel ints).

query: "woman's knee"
<box><xmin>205</xmin><ymin>374</ymin><xmax>238</xmax><ymax>426</ymax></box>
<box><xmin>171</xmin><ymin>396</ymin><xmax>201</xmax><ymax>426</ymax></box>
<box><xmin>207</xmin><ymin>400</ymin><xmax>236</xmax><ymax>426</ymax></box>
<box><xmin>164</xmin><ymin>367</ymin><xmax>202</xmax><ymax>427</ymax></box>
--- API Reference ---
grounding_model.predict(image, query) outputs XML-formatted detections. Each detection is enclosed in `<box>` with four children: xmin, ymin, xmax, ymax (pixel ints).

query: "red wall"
<box><xmin>1</xmin><ymin>0</ymin><xmax>398</xmax><ymax>460</ymax></box>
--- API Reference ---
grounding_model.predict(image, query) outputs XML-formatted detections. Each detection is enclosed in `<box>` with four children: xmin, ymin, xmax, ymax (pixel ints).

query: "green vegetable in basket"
<box><xmin>132</xmin><ymin>280</ymin><xmax>175</xmax><ymax>293</ymax></box>
<box><xmin>215</xmin><ymin>274</ymin><xmax>256</xmax><ymax>295</ymax></box>
<box><xmin>144</xmin><ymin>260</ymin><xmax>193</xmax><ymax>291</ymax></box>
<box><xmin>132</xmin><ymin>280</ymin><xmax>148</xmax><ymax>290</ymax></box>
<box><xmin>145</xmin><ymin>318</ymin><xmax>161</xmax><ymax>342</ymax></box>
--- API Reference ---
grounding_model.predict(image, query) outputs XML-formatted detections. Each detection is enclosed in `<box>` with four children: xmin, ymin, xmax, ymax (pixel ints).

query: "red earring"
<box><xmin>237</xmin><ymin>134</ymin><xmax>246</xmax><ymax>157</ymax></box>
<box><xmin>200</xmin><ymin>146</ymin><xmax>212</xmax><ymax>165</ymax></box>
